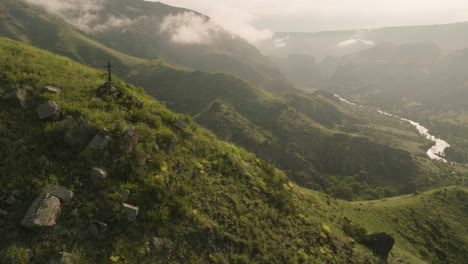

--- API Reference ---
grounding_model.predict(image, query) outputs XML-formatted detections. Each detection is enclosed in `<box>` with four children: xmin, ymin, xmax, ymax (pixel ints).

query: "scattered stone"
<box><xmin>48</xmin><ymin>252</ymin><xmax>75</xmax><ymax>264</ymax></box>
<box><xmin>123</xmin><ymin>126</ymin><xmax>139</xmax><ymax>153</ymax></box>
<box><xmin>88</xmin><ymin>129</ymin><xmax>111</xmax><ymax>150</ymax></box>
<box><xmin>343</xmin><ymin>216</ymin><xmax>352</xmax><ymax>223</ymax></box>
<box><xmin>152</xmin><ymin>237</ymin><xmax>164</xmax><ymax>247</ymax></box>
<box><xmin>89</xmin><ymin>221</ymin><xmax>107</xmax><ymax>237</ymax></box>
<box><xmin>70</xmin><ymin>208</ymin><xmax>79</xmax><ymax>217</ymax></box>
<box><xmin>44</xmin><ymin>86</ymin><xmax>62</xmax><ymax>94</ymax></box>
<box><xmin>127</xmin><ymin>95</ymin><xmax>144</xmax><ymax>108</ymax></box>
<box><xmin>126</xmin><ymin>83</ymin><xmax>134</xmax><ymax>90</ymax></box>
<box><xmin>168</xmin><ymin>136</ymin><xmax>178</xmax><ymax>151</ymax></box>
<box><xmin>122</xmin><ymin>203</ymin><xmax>139</xmax><ymax>221</ymax></box>
<box><xmin>361</xmin><ymin>232</ymin><xmax>395</xmax><ymax>261</ymax></box>
<box><xmin>176</xmin><ymin>118</ymin><xmax>188</xmax><ymax>130</ymax></box>
<box><xmin>11</xmin><ymin>189</ymin><xmax>21</xmax><ymax>197</ymax></box>
<box><xmin>21</xmin><ymin>194</ymin><xmax>61</xmax><ymax>228</ymax></box>
<box><xmin>183</xmin><ymin>131</ymin><xmax>194</xmax><ymax>139</ymax></box>
<box><xmin>120</xmin><ymin>190</ymin><xmax>130</xmax><ymax>202</ymax></box>
<box><xmin>5</xmin><ymin>195</ymin><xmax>17</xmax><ymax>205</ymax></box>
<box><xmin>153</xmin><ymin>142</ymin><xmax>160</xmax><ymax>151</ymax></box>
<box><xmin>39</xmin><ymin>154</ymin><xmax>51</xmax><ymax>166</ymax></box>
<box><xmin>70</xmin><ymin>121</ymin><xmax>91</xmax><ymax>146</ymax></box>
<box><xmin>2</xmin><ymin>89</ymin><xmax>28</xmax><ymax>108</ymax></box>
<box><xmin>110</xmin><ymin>91</ymin><xmax>121</xmax><ymax>99</ymax></box>
<box><xmin>43</xmin><ymin>185</ymin><xmax>74</xmax><ymax>202</ymax></box>
<box><xmin>0</xmin><ymin>209</ymin><xmax>8</xmax><ymax>217</ymax></box>
<box><xmin>99</xmin><ymin>81</ymin><xmax>115</xmax><ymax>93</ymax></box>
<box><xmin>89</xmin><ymin>167</ymin><xmax>108</xmax><ymax>185</ymax></box>
<box><xmin>36</xmin><ymin>101</ymin><xmax>61</xmax><ymax>120</ymax></box>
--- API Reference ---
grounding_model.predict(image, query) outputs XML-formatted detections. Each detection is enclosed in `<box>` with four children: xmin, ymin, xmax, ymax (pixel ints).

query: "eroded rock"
<box><xmin>89</xmin><ymin>220</ymin><xmax>107</xmax><ymax>237</ymax></box>
<box><xmin>176</xmin><ymin>118</ymin><xmax>188</xmax><ymax>130</ymax></box>
<box><xmin>121</xmin><ymin>190</ymin><xmax>130</xmax><ymax>202</ymax></box>
<box><xmin>21</xmin><ymin>194</ymin><xmax>61</xmax><ymax>228</ymax></box>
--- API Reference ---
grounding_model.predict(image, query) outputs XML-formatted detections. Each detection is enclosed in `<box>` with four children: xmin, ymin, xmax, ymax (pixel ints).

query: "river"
<box><xmin>335</xmin><ymin>95</ymin><xmax>450</xmax><ymax>163</ymax></box>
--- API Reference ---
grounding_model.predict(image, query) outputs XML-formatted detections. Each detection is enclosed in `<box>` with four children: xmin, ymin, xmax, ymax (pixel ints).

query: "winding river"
<box><xmin>334</xmin><ymin>95</ymin><xmax>450</xmax><ymax>163</ymax></box>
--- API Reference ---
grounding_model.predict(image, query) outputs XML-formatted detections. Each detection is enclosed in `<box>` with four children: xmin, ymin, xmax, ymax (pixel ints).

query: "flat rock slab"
<box><xmin>43</xmin><ymin>185</ymin><xmax>74</xmax><ymax>202</ymax></box>
<box><xmin>44</xmin><ymin>86</ymin><xmax>62</xmax><ymax>94</ymax></box>
<box><xmin>88</xmin><ymin>130</ymin><xmax>111</xmax><ymax>150</ymax></box>
<box><xmin>36</xmin><ymin>101</ymin><xmax>61</xmax><ymax>120</ymax></box>
<box><xmin>21</xmin><ymin>193</ymin><xmax>61</xmax><ymax>228</ymax></box>
<box><xmin>123</xmin><ymin>203</ymin><xmax>139</xmax><ymax>221</ymax></box>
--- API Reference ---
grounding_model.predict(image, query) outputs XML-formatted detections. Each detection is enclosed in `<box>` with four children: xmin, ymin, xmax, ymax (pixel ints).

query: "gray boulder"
<box><xmin>176</xmin><ymin>118</ymin><xmax>188</xmax><ymax>130</ymax></box>
<box><xmin>44</xmin><ymin>185</ymin><xmax>74</xmax><ymax>202</ymax></box>
<box><xmin>36</xmin><ymin>101</ymin><xmax>61</xmax><ymax>120</ymax></box>
<box><xmin>2</xmin><ymin>89</ymin><xmax>28</xmax><ymax>108</ymax></box>
<box><xmin>21</xmin><ymin>194</ymin><xmax>61</xmax><ymax>228</ymax></box>
<box><xmin>44</xmin><ymin>86</ymin><xmax>62</xmax><ymax>94</ymax></box>
<box><xmin>88</xmin><ymin>129</ymin><xmax>111</xmax><ymax>150</ymax></box>
<box><xmin>48</xmin><ymin>252</ymin><xmax>75</xmax><ymax>264</ymax></box>
<box><xmin>168</xmin><ymin>136</ymin><xmax>178</xmax><ymax>151</ymax></box>
<box><xmin>123</xmin><ymin>126</ymin><xmax>139</xmax><ymax>153</ymax></box>
<box><xmin>123</xmin><ymin>203</ymin><xmax>139</xmax><ymax>221</ymax></box>
<box><xmin>90</xmin><ymin>167</ymin><xmax>108</xmax><ymax>185</ymax></box>
<box><xmin>152</xmin><ymin>237</ymin><xmax>164</xmax><ymax>247</ymax></box>
<box><xmin>0</xmin><ymin>209</ymin><xmax>8</xmax><ymax>217</ymax></box>
<box><xmin>183</xmin><ymin>131</ymin><xmax>194</xmax><ymax>139</ymax></box>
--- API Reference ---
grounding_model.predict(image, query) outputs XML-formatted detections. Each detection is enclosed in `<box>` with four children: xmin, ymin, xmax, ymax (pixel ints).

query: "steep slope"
<box><xmin>0</xmin><ymin>36</ymin><xmax>382</xmax><ymax>264</ymax></box>
<box><xmin>1</xmin><ymin>38</ymin><xmax>467</xmax><ymax>264</ymax></box>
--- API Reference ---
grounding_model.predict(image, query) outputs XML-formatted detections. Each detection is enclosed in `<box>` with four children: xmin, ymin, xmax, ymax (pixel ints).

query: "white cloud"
<box><xmin>160</xmin><ymin>12</ymin><xmax>221</xmax><ymax>44</ymax></box>
<box><xmin>24</xmin><ymin>0</ymin><xmax>134</xmax><ymax>32</ymax></box>
<box><xmin>157</xmin><ymin>0</ymin><xmax>468</xmax><ymax>33</ymax></box>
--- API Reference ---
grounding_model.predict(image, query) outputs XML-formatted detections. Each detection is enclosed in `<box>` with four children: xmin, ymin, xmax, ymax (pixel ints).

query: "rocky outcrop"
<box><xmin>361</xmin><ymin>232</ymin><xmax>395</xmax><ymax>261</ymax></box>
<box><xmin>21</xmin><ymin>194</ymin><xmax>61</xmax><ymax>228</ymax></box>
<box><xmin>2</xmin><ymin>89</ymin><xmax>28</xmax><ymax>108</ymax></box>
<box><xmin>48</xmin><ymin>252</ymin><xmax>75</xmax><ymax>264</ymax></box>
<box><xmin>36</xmin><ymin>101</ymin><xmax>61</xmax><ymax>120</ymax></box>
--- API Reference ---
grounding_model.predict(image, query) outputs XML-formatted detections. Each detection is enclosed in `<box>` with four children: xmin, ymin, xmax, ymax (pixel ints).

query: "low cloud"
<box><xmin>160</xmin><ymin>12</ymin><xmax>221</xmax><ymax>44</ymax></box>
<box><xmin>24</xmin><ymin>0</ymin><xmax>134</xmax><ymax>32</ymax></box>
<box><xmin>150</xmin><ymin>1</ymin><xmax>282</xmax><ymax>47</ymax></box>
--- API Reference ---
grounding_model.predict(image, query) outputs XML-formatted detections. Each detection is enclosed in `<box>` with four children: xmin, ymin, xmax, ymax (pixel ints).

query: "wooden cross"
<box><xmin>105</xmin><ymin>61</ymin><xmax>114</xmax><ymax>82</ymax></box>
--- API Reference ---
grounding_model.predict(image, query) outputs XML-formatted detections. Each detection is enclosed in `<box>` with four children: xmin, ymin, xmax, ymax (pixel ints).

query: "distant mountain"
<box><xmin>264</xmin><ymin>21</ymin><xmax>468</xmax><ymax>59</ymax></box>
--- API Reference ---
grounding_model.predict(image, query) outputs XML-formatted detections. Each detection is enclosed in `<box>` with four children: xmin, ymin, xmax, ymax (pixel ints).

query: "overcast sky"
<box><xmin>157</xmin><ymin>0</ymin><xmax>468</xmax><ymax>40</ymax></box>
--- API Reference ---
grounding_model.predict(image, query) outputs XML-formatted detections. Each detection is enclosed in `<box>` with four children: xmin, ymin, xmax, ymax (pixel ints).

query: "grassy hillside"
<box><xmin>0</xmin><ymin>36</ymin><xmax>378</xmax><ymax>264</ymax></box>
<box><xmin>1</xmin><ymin>38</ymin><xmax>467</xmax><ymax>264</ymax></box>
